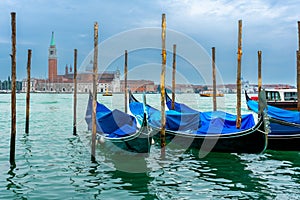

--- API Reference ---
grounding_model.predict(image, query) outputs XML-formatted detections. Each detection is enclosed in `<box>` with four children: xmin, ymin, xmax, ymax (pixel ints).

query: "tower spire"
<box><xmin>50</xmin><ymin>31</ymin><xmax>55</xmax><ymax>46</ymax></box>
<box><xmin>48</xmin><ymin>31</ymin><xmax>57</xmax><ymax>82</ymax></box>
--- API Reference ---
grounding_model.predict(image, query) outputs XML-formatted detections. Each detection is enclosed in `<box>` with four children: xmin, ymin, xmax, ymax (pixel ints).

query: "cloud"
<box><xmin>148</xmin><ymin>0</ymin><xmax>298</xmax><ymax>37</ymax></box>
<box><xmin>161</xmin><ymin>0</ymin><xmax>288</xmax><ymax>21</ymax></box>
<box><xmin>0</xmin><ymin>0</ymin><xmax>299</xmax><ymax>84</ymax></box>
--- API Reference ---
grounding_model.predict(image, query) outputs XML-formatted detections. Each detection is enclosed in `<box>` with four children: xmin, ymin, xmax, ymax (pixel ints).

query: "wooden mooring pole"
<box><xmin>212</xmin><ymin>47</ymin><xmax>217</xmax><ymax>111</ymax></box>
<box><xmin>171</xmin><ymin>44</ymin><xmax>176</xmax><ymax>110</ymax></box>
<box><xmin>160</xmin><ymin>13</ymin><xmax>166</xmax><ymax>157</ymax></box>
<box><xmin>91</xmin><ymin>22</ymin><xmax>98</xmax><ymax>162</ymax></box>
<box><xmin>258</xmin><ymin>51</ymin><xmax>262</xmax><ymax>115</ymax></box>
<box><xmin>10</xmin><ymin>12</ymin><xmax>16</xmax><ymax>167</ymax></box>
<box><xmin>298</xmin><ymin>21</ymin><xmax>300</xmax><ymax>50</ymax></box>
<box><xmin>124</xmin><ymin>50</ymin><xmax>128</xmax><ymax>113</ymax></box>
<box><xmin>297</xmin><ymin>50</ymin><xmax>300</xmax><ymax>111</ymax></box>
<box><xmin>297</xmin><ymin>21</ymin><xmax>300</xmax><ymax>111</ymax></box>
<box><xmin>73</xmin><ymin>49</ymin><xmax>77</xmax><ymax>136</ymax></box>
<box><xmin>236</xmin><ymin>20</ymin><xmax>242</xmax><ymax>129</ymax></box>
<box><xmin>25</xmin><ymin>49</ymin><xmax>32</xmax><ymax>134</ymax></box>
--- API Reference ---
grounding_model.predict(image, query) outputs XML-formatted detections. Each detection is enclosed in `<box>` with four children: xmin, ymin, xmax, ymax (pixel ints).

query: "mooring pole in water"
<box><xmin>124</xmin><ymin>50</ymin><xmax>128</xmax><ymax>113</ymax></box>
<box><xmin>297</xmin><ymin>22</ymin><xmax>300</xmax><ymax>111</ymax></box>
<box><xmin>236</xmin><ymin>20</ymin><xmax>242</xmax><ymax>129</ymax></box>
<box><xmin>298</xmin><ymin>21</ymin><xmax>300</xmax><ymax>50</ymax></box>
<box><xmin>297</xmin><ymin>51</ymin><xmax>300</xmax><ymax>111</ymax></box>
<box><xmin>73</xmin><ymin>49</ymin><xmax>78</xmax><ymax>136</ymax></box>
<box><xmin>160</xmin><ymin>13</ymin><xmax>166</xmax><ymax>157</ymax></box>
<box><xmin>10</xmin><ymin>12</ymin><xmax>16</xmax><ymax>167</ymax></box>
<box><xmin>212</xmin><ymin>47</ymin><xmax>217</xmax><ymax>111</ymax></box>
<box><xmin>257</xmin><ymin>51</ymin><xmax>262</xmax><ymax>116</ymax></box>
<box><xmin>91</xmin><ymin>22</ymin><xmax>98</xmax><ymax>162</ymax></box>
<box><xmin>171</xmin><ymin>44</ymin><xmax>176</xmax><ymax>110</ymax></box>
<box><xmin>25</xmin><ymin>49</ymin><xmax>32</xmax><ymax>134</ymax></box>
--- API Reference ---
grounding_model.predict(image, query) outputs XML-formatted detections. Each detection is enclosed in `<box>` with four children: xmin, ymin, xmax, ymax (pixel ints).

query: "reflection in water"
<box><xmin>5</xmin><ymin>133</ymin><xmax>34</xmax><ymax>199</ymax></box>
<box><xmin>238</xmin><ymin>152</ymin><xmax>300</xmax><ymax>199</ymax></box>
<box><xmin>209</xmin><ymin>152</ymin><xmax>270</xmax><ymax>198</ymax></box>
<box><xmin>110</xmin><ymin>170</ymin><xmax>156</xmax><ymax>199</ymax></box>
<box><xmin>267</xmin><ymin>151</ymin><xmax>300</xmax><ymax>185</ymax></box>
<box><xmin>147</xmin><ymin>147</ymin><xmax>271</xmax><ymax>199</ymax></box>
<box><xmin>68</xmin><ymin>133</ymin><xmax>156</xmax><ymax>199</ymax></box>
<box><xmin>189</xmin><ymin>149</ymin><xmax>269</xmax><ymax>199</ymax></box>
<box><xmin>6</xmin><ymin>167</ymin><xmax>17</xmax><ymax>191</ymax></box>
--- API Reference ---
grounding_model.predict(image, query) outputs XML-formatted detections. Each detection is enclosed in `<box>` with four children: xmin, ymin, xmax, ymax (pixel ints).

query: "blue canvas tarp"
<box><xmin>247</xmin><ymin>99</ymin><xmax>300</xmax><ymax>124</ymax></box>
<box><xmin>200</xmin><ymin>111</ymin><xmax>255</xmax><ymax>130</ymax></box>
<box><xmin>130</xmin><ymin>100</ymin><xmax>255</xmax><ymax>134</ymax></box>
<box><xmin>165</xmin><ymin>96</ymin><xmax>255</xmax><ymax>132</ymax></box>
<box><xmin>129</xmin><ymin>101</ymin><xmax>200</xmax><ymax>131</ymax></box>
<box><xmin>85</xmin><ymin>94</ymin><xmax>138</xmax><ymax>138</ymax></box>
<box><xmin>166</xmin><ymin>97</ymin><xmax>198</xmax><ymax>113</ymax></box>
<box><xmin>197</xmin><ymin>111</ymin><xmax>255</xmax><ymax>134</ymax></box>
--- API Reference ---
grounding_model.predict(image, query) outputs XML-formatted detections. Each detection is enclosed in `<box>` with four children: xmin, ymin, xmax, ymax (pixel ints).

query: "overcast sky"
<box><xmin>0</xmin><ymin>0</ymin><xmax>299</xmax><ymax>85</ymax></box>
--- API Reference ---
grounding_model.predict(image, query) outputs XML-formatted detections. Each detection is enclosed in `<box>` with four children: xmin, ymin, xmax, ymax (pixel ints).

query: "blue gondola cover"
<box><xmin>130</xmin><ymin>100</ymin><xmax>255</xmax><ymax>134</ymax></box>
<box><xmin>86</xmin><ymin>94</ymin><xmax>138</xmax><ymax>138</ymax></box>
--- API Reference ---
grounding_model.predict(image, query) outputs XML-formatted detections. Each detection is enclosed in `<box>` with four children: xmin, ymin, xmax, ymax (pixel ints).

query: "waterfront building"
<box><xmin>120</xmin><ymin>80</ymin><xmax>155</xmax><ymax>93</ymax></box>
<box><xmin>22</xmin><ymin>32</ymin><xmax>121</xmax><ymax>93</ymax></box>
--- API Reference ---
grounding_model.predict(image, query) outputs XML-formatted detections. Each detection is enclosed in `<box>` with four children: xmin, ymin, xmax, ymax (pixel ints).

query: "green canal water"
<box><xmin>0</xmin><ymin>93</ymin><xmax>299</xmax><ymax>199</ymax></box>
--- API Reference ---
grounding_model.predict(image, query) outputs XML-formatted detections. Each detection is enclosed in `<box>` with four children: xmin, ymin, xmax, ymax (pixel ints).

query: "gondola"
<box><xmin>129</xmin><ymin>91</ymin><xmax>269</xmax><ymax>154</ymax></box>
<box><xmin>245</xmin><ymin>91</ymin><xmax>300</xmax><ymax>151</ymax></box>
<box><xmin>85</xmin><ymin>93</ymin><xmax>152</xmax><ymax>154</ymax></box>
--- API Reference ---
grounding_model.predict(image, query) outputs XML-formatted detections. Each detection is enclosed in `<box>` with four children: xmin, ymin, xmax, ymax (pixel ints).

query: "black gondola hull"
<box><xmin>245</xmin><ymin>91</ymin><xmax>300</xmax><ymax>151</ymax></box>
<box><xmin>97</xmin><ymin>132</ymin><xmax>152</xmax><ymax>155</ymax></box>
<box><xmin>150</xmin><ymin>117</ymin><xmax>268</xmax><ymax>154</ymax></box>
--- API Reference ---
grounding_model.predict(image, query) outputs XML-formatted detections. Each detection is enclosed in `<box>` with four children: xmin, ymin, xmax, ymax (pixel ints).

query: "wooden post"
<box><xmin>91</xmin><ymin>22</ymin><xmax>98</xmax><ymax>162</ymax></box>
<box><xmin>236</xmin><ymin>20</ymin><xmax>242</xmax><ymax>129</ymax></box>
<box><xmin>297</xmin><ymin>51</ymin><xmax>300</xmax><ymax>111</ymax></box>
<box><xmin>212</xmin><ymin>47</ymin><xmax>217</xmax><ymax>111</ymax></box>
<box><xmin>124</xmin><ymin>50</ymin><xmax>128</xmax><ymax>113</ymax></box>
<box><xmin>171</xmin><ymin>44</ymin><xmax>176</xmax><ymax>110</ymax></box>
<box><xmin>298</xmin><ymin>21</ymin><xmax>300</xmax><ymax>51</ymax></box>
<box><xmin>25</xmin><ymin>49</ymin><xmax>32</xmax><ymax>134</ymax></box>
<box><xmin>297</xmin><ymin>22</ymin><xmax>300</xmax><ymax>111</ymax></box>
<box><xmin>73</xmin><ymin>49</ymin><xmax>77</xmax><ymax>136</ymax></box>
<box><xmin>10</xmin><ymin>12</ymin><xmax>16</xmax><ymax>167</ymax></box>
<box><xmin>258</xmin><ymin>50</ymin><xmax>262</xmax><ymax>115</ymax></box>
<box><xmin>160</xmin><ymin>13</ymin><xmax>166</xmax><ymax>156</ymax></box>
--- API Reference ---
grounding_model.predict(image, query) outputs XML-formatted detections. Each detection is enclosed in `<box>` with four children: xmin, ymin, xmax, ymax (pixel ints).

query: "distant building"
<box><xmin>1</xmin><ymin>76</ymin><xmax>22</xmax><ymax>92</ymax></box>
<box><xmin>120</xmin><ymin>80</ymin><xmax>155</xmax><ymax>93</ymax></box>
<box><xmin>173</xmin><ymin>84</ymin><xmax>194</xmax><ymax>93</ymax></box>
<box><xmin>22</xmin><ymin>32</ymin><xmax>121</xmax><ymax>93</ymax></box>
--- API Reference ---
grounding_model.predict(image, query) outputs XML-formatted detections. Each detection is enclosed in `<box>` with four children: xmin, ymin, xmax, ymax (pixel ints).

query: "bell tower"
<box><xmin>48</xmin><ymin>32</ymin><xmax>57</xmax><ymax>82</ymax></box>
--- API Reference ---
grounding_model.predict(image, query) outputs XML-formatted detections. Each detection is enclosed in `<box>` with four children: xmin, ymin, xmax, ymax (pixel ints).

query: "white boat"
<box><xmin>250</xmin><ymin>88</ymin><xmax>298</xmax><ymax>110</ymax></box>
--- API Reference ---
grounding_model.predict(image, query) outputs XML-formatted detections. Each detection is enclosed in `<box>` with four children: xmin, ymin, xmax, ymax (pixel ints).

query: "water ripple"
<box><xmin>0</xmin><ymin>93</ymin><xmax>299</xmax><ymax>199</ymax></box>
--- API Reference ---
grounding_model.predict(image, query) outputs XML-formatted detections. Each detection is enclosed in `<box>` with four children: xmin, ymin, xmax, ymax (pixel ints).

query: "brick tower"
<box><xmin>48</xmin><ymin>32</ymin><xmax>57</xmax><ymax>82</ymax></box>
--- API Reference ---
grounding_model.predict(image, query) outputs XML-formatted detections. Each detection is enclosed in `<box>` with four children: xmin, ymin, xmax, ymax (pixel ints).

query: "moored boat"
<box><xmin>129</xmin><ymin>91</ymin><xmax>269</xmax><ymax>154</ymax></box>
<box><xmin>246</xmin><ymin>91</ymin><xmax>300</xmax><ymax>151</ymax></box>
<box><xmin>200</xmin><ymin>90</ymin><xmax>224</xmax><ymax>97</ymax></box>
<box><xmin>102</xmin><ymin>88</ymin><xmax>113</xmax><ymax>96</ymax></box>
<box><xmin>85</xmin><ymin>93</ymin><xmax>152</xmax><ymax>154</ymax></box>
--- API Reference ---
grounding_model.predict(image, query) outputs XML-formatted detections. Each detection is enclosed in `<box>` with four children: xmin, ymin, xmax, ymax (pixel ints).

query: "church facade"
<box><xmin>22</xmin><ymin>32</ymin><xmax>121</xmax><ymax>93</ymax></box>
